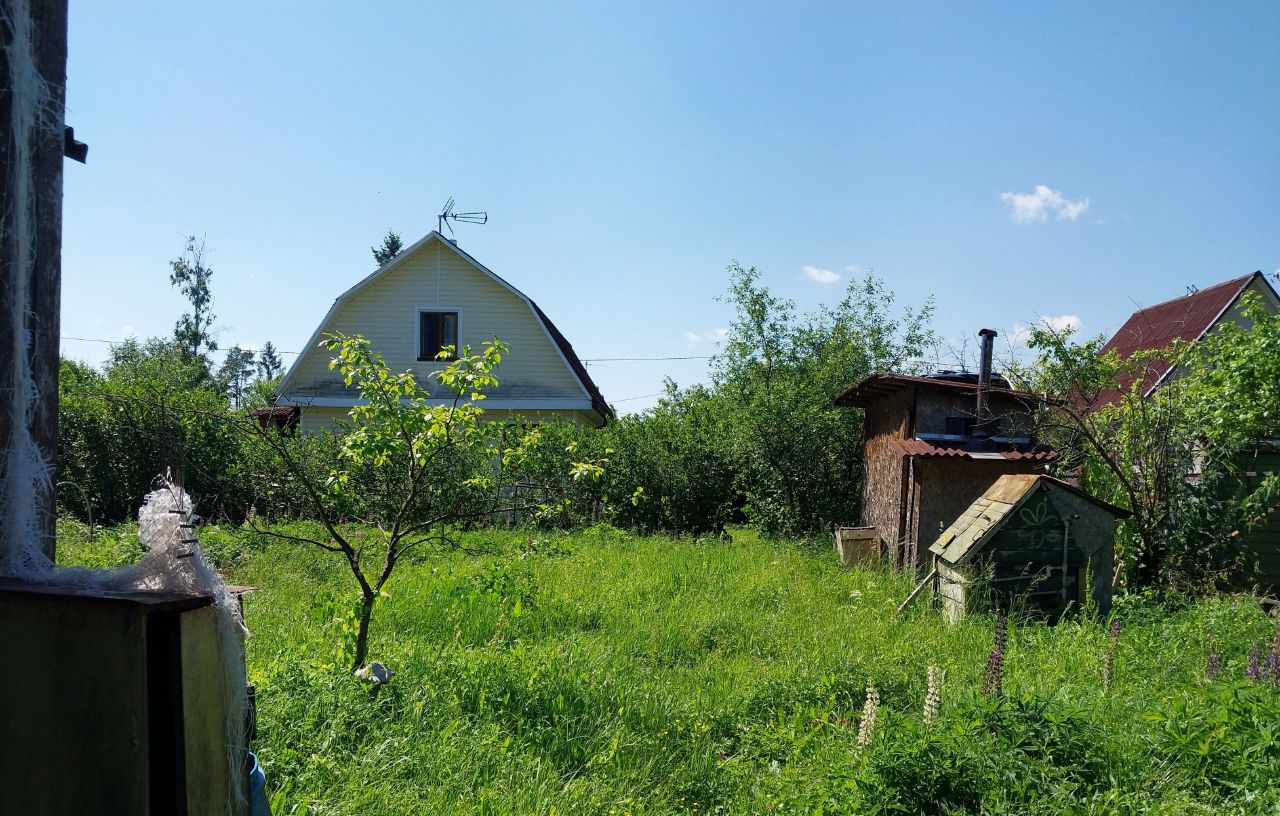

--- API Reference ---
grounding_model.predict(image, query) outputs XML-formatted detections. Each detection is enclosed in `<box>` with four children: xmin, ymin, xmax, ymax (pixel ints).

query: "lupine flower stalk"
<box><xmin>923</xmin><ymin>665</ymin><xmax>942</xmax><ymax>726</ymax></box>
<box><xmin>1206</xmin><ymin>653</ymin><xmax>1221</xmax><ymax>681</ymax></box>
<box><xmin>982</xmin><ymin>612</ymin><xmax>1007</xmax><ymax>697</ymax></box>
<box><xmin>1246</xmin><ymin>644</ymin><xmax>1262</xmax><ymax>681</ymax></box>
<box><xmin>857</xmin><ymin>680</ymin><xmax>880</xmax><ymax>750</ymax></box>
<box><xmin>1103</xmin><ymin>617</ymin><xmax>1121</xmax><ymax>695</ymax></box>
<box><xmin>1267</xmin><ymin>614</ymin><xmax>1280</xmax><ymax>684</ymax></box>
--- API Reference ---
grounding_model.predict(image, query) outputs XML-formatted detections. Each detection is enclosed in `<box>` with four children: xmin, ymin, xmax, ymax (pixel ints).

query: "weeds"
<box><xmin>55</xmin><ymin>522</ymin><xmax>1280</xmax><ymax>814</ymax></box>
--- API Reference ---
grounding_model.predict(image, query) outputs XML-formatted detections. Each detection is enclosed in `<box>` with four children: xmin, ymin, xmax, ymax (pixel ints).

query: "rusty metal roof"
<box><xmin>1097</xmin><ymin>271</ymin><xmax>1274</xmax><ymax>403</ymax></box>
<box><xmin>894</xmin><ymin>439</ymin><xmax>1058</xmax><ymax>461</ymax></box>
<box><xmin>835</xmin><ymin>372</ymin><xmax>1048</xmax><ymax>408</ymax></box>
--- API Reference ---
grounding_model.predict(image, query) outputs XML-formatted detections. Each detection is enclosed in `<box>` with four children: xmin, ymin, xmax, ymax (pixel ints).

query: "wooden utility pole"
<box><xmin>1</xmin><ymin>0</ymin><xmax>69</xmax><ymax>562</ymax></box>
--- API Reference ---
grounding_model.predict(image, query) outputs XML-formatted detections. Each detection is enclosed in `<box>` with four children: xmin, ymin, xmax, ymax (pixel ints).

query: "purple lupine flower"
<box><xmin>1265</xmin><ymin>650</ymin><xmax>1280</xmax><ymax>683</ymax></box>
<box><xmin>1206</xmin><ymin>653</ymin><xmax>1222</xmax><ymax>681</ymax></box>
<box><xmin>1246</xmin><ymin>645</ymin><xmax>1262</xmax><ymax>681</ymax></box>
<box><xmin>982</xmin><ymin>612</ymin><xmax>1007</xmax><ymax>697</ymax></box>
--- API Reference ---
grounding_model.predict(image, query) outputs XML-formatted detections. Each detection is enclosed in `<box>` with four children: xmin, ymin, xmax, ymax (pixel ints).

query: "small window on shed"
<box><xmin>418</xmin><ymin>311</ymin><xmax>459</xmax><ymax>361</ymax></box>
<box><xmin>945</xmin><ymin>416</ymin><xmax>974</xmax><ymax>436</ymax></box>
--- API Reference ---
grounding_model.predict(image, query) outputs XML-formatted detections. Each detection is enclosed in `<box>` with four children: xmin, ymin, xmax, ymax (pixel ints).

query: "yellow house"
<box><xmin>276</xmin><ymin>231</ymin><xmax>612</xmax><ymax>432</ymax></box>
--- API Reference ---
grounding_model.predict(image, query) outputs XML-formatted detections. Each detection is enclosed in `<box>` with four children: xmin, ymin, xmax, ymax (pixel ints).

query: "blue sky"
<box><xmin>62</xmin><ymin>2</ymin><xmax>1280</xmax><ymax>412</ymax></box>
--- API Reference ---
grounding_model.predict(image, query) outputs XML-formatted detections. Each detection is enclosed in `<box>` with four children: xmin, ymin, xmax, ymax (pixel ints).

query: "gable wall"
<box><xmin>1158</xmin><ymin>276</ymin><xmax>1280</xmax><ymax>392</ymax></box>
<box><xmin>1217</xmin><ymin>275</ymin><xmax>1280</xmax><ymax>330</ymax></box>
<box><xmin>284</xmin><ymin>240</ymin><xmax>585</xmax><ymax>401</ymax></box>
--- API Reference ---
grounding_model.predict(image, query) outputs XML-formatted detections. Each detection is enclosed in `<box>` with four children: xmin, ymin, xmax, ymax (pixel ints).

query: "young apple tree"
<box><xmin>244</xmin><ymin>333</ymin><xmax>603</xmax><ymax>669</ymax></box>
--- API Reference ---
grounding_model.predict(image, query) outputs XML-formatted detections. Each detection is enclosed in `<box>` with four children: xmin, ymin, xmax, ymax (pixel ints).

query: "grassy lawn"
<box><xmin>59</xmin><ymin>521</ymin><xmax>1280</xmax><ymax>815</ymax></box>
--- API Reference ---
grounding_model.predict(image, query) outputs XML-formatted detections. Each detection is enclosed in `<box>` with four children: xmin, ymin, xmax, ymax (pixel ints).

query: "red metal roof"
<box><xmin>1098</xmin><ymin>272</ymin><xmax>1264</xmax><ymax>402</ymax></box>
<box><xmin>893</xmin><ymin>439</ymin><xmax>1059</xmax><ymax>461</ymax></box>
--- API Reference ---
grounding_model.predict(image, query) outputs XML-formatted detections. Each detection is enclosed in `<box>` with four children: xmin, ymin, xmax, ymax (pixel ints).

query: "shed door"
<box><xmin>989</xmin><ymin>493</ymin><xmax>1087</xmax><ymax>618</ymax></box>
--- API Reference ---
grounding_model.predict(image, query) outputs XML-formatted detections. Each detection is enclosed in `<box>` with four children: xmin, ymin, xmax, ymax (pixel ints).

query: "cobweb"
<box><xmin>2</xmin><ymin>3</ymin><xmax>246</xmax><ymax>808</ymax></box>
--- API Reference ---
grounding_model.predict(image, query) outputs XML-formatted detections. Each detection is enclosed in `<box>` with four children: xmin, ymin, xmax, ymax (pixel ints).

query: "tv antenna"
<box><xmin>437</xmin><ymin>197</ymin><xmax>488</xmax><ymax>237</ymax></box>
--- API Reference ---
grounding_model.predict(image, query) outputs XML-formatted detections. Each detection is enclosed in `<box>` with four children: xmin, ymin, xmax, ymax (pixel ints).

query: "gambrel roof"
<box><xmin>277</xmin><ymin>231</ymin><xmax>612</xmax><ymax>424</ymax></box>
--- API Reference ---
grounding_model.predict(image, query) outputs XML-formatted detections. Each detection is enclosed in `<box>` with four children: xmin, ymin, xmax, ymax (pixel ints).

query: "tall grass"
<box><xmin>58</xmin><ymin>521</ymin><xmax>1280</xmax><ymax>815</ymax></box>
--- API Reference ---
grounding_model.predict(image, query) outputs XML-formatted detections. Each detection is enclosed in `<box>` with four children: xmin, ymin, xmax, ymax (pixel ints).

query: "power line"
<box><xmin>583</xmin><ymin>355</ymin><xmax>712</xmax><ymax>363</ymax></box>
<box><xmin>612</xmin><ymin>391</ymin><xmax>664</xmax><ymax>403</ymax></box>
<box><xmin>61</xmin><ymin>335</ymin><xmax>300</xmax><ymax>355</ymax></box>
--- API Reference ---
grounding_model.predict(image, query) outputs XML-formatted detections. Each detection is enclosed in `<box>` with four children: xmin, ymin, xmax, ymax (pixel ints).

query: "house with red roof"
<box><xmin>1100</xmin><ymin>271</ymin><xmax>1280</xmax><ymax>593</ymax></box>
<box><xmin>1097</xmin><ymin>271</ymin><xmax>1279</xmax><ymax>406</ymax></box>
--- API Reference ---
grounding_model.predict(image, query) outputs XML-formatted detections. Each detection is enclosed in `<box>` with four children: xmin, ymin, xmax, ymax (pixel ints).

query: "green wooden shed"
<box><xmin>928</xmin><ymin>474</ymin><xmax>1129</xmax><ymax>621</ymax></box>
<box><xmin>1228</xmin><ymin>443</ymin><xmax>1280</xmax><ymax>597</ymax></box>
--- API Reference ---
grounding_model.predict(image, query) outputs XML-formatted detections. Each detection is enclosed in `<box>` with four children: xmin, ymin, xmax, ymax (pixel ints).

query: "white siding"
<box><xmin>284</xmin><ymin>236</ymin><xmax>588</xmax><ymax>404</ymax></box>
<box><xmin>1218</xmin><ymin>275</ymin><xmax>1280</xmax><ymax>330</ymax></box>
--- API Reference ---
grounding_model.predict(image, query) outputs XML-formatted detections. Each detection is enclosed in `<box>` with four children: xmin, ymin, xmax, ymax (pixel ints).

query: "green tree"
<box><xmin>170</xmin><ymin>235</ymin><xmax>218</xmax><ymax>364</ymax></box>
<box><xmin>218</xmin><ymin>345</ymin><xmax>257</xmax><ymax>408</ymax></box>
<box><xmin>371</xmin><ymin>230</ymin><xmax>404</xmax><ymax>267</ymax></box>
<box><xmin>529</xmin><ymin>263</ymin><xmax>938</xmax><ymax>538</ymax></box>
<box><xmin>241</xmin><ymin>333</ymin><xmax>602</xmax><ymax>669</ymax></box>
<box><xmin>256</xmin><ymin>341</ymin><xmax>284</xmax><ymax>380</ymax></box>
<box><xmin>243</xmin><ymin>375</ymin><xmax>282</xmax><ymax>409</ymax></box>
<box><xmin>518</xmin><ymin>381</ymin><xmax>739</xmax><ymax>534</ymax></box>
<box><xmin>58</xmin><ymin>338</ymin><xmax>241</xmax><ymax>523</ymax></box>
<box><xmin>712</xmin><ymin>263</ymin><xmax>936</xmax><ymax>536</ymax></box>
<box><xmin>1027</xmin><ymin>293</ymin><xmax>1280</xmax><ymax>587</ymax></box>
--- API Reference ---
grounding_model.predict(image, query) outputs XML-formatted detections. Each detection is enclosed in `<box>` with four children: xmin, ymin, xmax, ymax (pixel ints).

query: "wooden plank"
<box><xmin>0</xmin><ymin>593</ymin><xmax>150</xmax><ymax>815</ymax></box>
<box><xmin>897</xmin><ymin>568</ymin><xmax>939</xmax><ymax>614</ymax></box>
<box><xmin>986</xmin><ymin>475</ymin><xmax>1038</xmax><ymax>505</ymax></box>
<box><xmin>0</xmin><ymin>578</ymin><xmax>215</xmax><ymax>612</ymax></box>
<box><xmin>182</xmin><ymin>607</ymin><xmax>240</xmax><ymax>816</ymax></box>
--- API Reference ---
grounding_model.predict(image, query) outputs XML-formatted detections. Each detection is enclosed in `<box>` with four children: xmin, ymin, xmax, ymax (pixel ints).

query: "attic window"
<box><xmin>418</xmin><ymin>311</ymin><xmax>459</xmax><ymax>361</ymax></box>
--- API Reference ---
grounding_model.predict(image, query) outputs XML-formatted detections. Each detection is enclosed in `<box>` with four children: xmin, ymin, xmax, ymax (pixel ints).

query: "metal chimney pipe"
<box><xmin>975</xmin><ymin>328</ymin><xmax>998</xmax><ymax>430</ymax></box>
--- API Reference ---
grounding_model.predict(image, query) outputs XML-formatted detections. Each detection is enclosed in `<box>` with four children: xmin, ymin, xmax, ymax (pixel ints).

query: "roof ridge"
<box><xmin>1125</xmin><ymin>271</ymin><xmax>1257</xmax><ymax>314</ymax></box>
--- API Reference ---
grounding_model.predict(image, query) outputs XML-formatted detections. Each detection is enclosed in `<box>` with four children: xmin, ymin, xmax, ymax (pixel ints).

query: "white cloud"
<box><xmin>1041</xmin><ymin>314</ymin><xmax>1081</xmax><ymax>333</ymax></box>
<box><xmin>999</xmin><ymin>185</ymin><xmax>1090</xmax><ymax>224</ymax></box>
<box><xmin>121</xmin><ymin>325</ymin><xmax>135</xmax><ymax>336</ymax></box>
<box><xmin>1009</xmin><ymin>314</ymin><xmax>1082</xmax><ymax>346</ymax></box>
<box><xmin>686</xmin><ymin>328</ymin><xmax>730</xmax><ymax>349</ymax></box>
<box><xmin>803</xmin><ymin>265</ymin><xmax>840</xmax><ymax>284</ymax></box>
